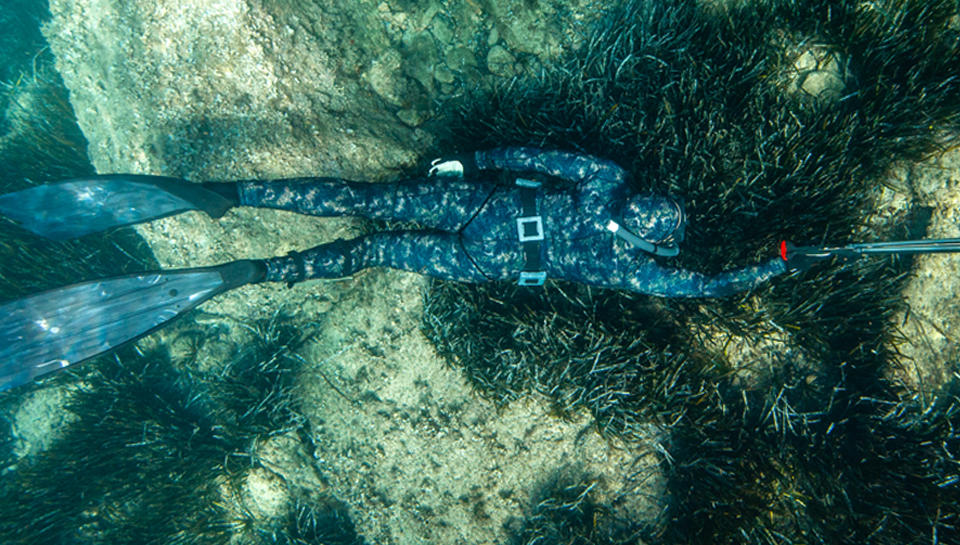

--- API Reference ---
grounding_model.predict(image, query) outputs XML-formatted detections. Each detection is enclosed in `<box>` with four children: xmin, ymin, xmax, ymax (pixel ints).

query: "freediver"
<box><xmin>7</xmin><ymin>146</ymin><xmax>931</xmax><ymax>391</ymax></box>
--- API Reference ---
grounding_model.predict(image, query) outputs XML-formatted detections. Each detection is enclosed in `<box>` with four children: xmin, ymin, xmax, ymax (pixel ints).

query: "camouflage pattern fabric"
<box><xmin>238</xmin><ymin>148</ymin><xmax>786</xmax><ymax>297</ymax></box>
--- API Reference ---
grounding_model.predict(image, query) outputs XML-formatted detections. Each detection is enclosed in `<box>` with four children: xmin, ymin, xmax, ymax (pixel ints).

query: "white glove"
<box><xmin>428</xmin><ymin>158</ymin><xmax>465</xmax><ymax>177</ymax></box>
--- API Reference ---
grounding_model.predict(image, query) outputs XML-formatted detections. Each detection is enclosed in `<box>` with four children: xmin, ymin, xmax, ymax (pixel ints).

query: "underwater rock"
<box><xmin>486</xmin><ymin>45</ymin><xmax>517</xmax><ymax>77</ymax></box>
<box><xmin>296</xmin><ymin>270</ymin><xmax>666</xmax><ymax>543</ymax></box>
<box><xmin>39</xmin><ymin>0</ymin><xmax>648</xmax><ymax>543</ymax></box>
<box><xmin>10</xmin><ymin>386</ymin><xmax>76</xmax><ymax>460</ymax></box>
<box><xmin>766</xmin><ymin>30</ymin><xmax>853</xmax><ymax>104</ymax></box>
<box><xmin>885</xmin><ymin>148</ymin><xmax>960</xmax><ymax>400</ymax></box>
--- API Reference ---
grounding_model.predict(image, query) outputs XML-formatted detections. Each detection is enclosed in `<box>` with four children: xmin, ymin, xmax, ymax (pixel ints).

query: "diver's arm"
<box><xmin>430</xmin><ymin>148</ymin><xmax>629</xmax><ymax>190</ymax></box>
<box><xmin>624</xmin><ymin>256</ymin><xmax>787</xmax><ymax>298</ymax></box>
<box><xmin>474</xmin><ymin>148</ymin><xmax>627</xmax><ymax>186</ymax></box>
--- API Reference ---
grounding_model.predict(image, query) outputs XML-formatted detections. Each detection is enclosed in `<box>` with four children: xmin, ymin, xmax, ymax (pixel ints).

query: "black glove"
<box><xmin>427</xmin><ymin>152</ymin><xmax>478</xmax><ymax>178</ymax></box>
<box><xmin>780</xmin><ymin>240</ymin><xmax>829</xmax><ymax>271</ymax></box>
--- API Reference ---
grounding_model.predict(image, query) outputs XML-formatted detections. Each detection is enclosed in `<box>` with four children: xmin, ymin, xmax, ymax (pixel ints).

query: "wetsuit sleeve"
<box><xmin>624</xmin><ymin>257</ymin><xmax>788</xmax><ymax>298</ymax></box>
<box><xmin>474</xmin><ymin>148</ymin><xmax>629</xmax><ymax>191</ymax></box>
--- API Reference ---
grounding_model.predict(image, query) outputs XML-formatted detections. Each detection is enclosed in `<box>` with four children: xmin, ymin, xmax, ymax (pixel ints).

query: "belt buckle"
<box><xmin>518</xmin><ymin>271</ymin><xmax>547</xmax><ymax>286</ymax></box>
<box><xmin>516</xmin><ymin>216</ymin><xmax>544</xmax><ymax>242</ymax></box>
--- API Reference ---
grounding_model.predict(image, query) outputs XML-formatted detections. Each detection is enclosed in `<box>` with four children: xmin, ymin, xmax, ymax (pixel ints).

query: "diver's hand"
<box><xmin>428</xmin><ymin>153</ymin><xmax>477</xmax><ymax>177</ymax></box>
<box><xmin>779</xmin><ymin>241</ymin><xmax>828</xmax><ymax>271</ymax></box>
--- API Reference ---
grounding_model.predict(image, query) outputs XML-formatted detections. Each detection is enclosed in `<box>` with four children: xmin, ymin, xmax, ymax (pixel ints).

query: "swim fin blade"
<box><xmin>0</xmin><ymin>260</ymin><xmax>263</xmax><ymax>391</ymax></box>
<box><xmin>0</xmin><ymin>175</ymin><xmax>234</xmax><ymax>240</ymax></box>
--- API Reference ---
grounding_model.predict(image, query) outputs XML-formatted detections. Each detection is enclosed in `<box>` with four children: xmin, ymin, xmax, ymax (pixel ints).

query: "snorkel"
<box><xmin>607</xmin><ymin>195</ymin><xmax>686</xmax><ymax>257</ymax></box>
<box><xmin>606</xmin><ymin>220</ymin><xmax>681</xmax><ymax>256</ymax></box>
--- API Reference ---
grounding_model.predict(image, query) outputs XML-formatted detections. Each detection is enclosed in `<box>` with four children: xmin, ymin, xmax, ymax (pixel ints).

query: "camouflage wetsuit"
<box><xmin>239</xmin><ymin>148</ymin><xmax>786</xmax><ymax>297</ymax></box>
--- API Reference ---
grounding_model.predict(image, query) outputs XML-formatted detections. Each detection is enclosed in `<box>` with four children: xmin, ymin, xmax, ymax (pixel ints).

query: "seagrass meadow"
<box><xmin>423</xmin><ymin>0</ymin><xmax>960</xmax><ymax>542</ymax></box>
<box><xmin>0</xmin><ymin>0</ymin><xmax>958</xmax><ymax>544</ymax></box>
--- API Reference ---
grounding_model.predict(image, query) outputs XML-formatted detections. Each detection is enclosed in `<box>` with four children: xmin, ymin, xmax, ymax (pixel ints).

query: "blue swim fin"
<box><xmin>0</xmin><ymin>175</ymin><xmax>235</xmax><ymax>240</ymax></box>
<box><xmin>0</xmin><ymin>260</ymin><xmax>264</xmax><ymax>391</ymax></box>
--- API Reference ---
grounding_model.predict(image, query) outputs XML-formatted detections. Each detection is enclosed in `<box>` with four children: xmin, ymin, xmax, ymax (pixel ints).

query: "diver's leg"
<box><xmin>263</xmin><ymin>230</ymin><xmax>490</xmax><ymax>284</ymax></box>
<box><xmin>237</xmin><ymin>177</ymin><xmax>496</xmax><ymax>232</ymax></box>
